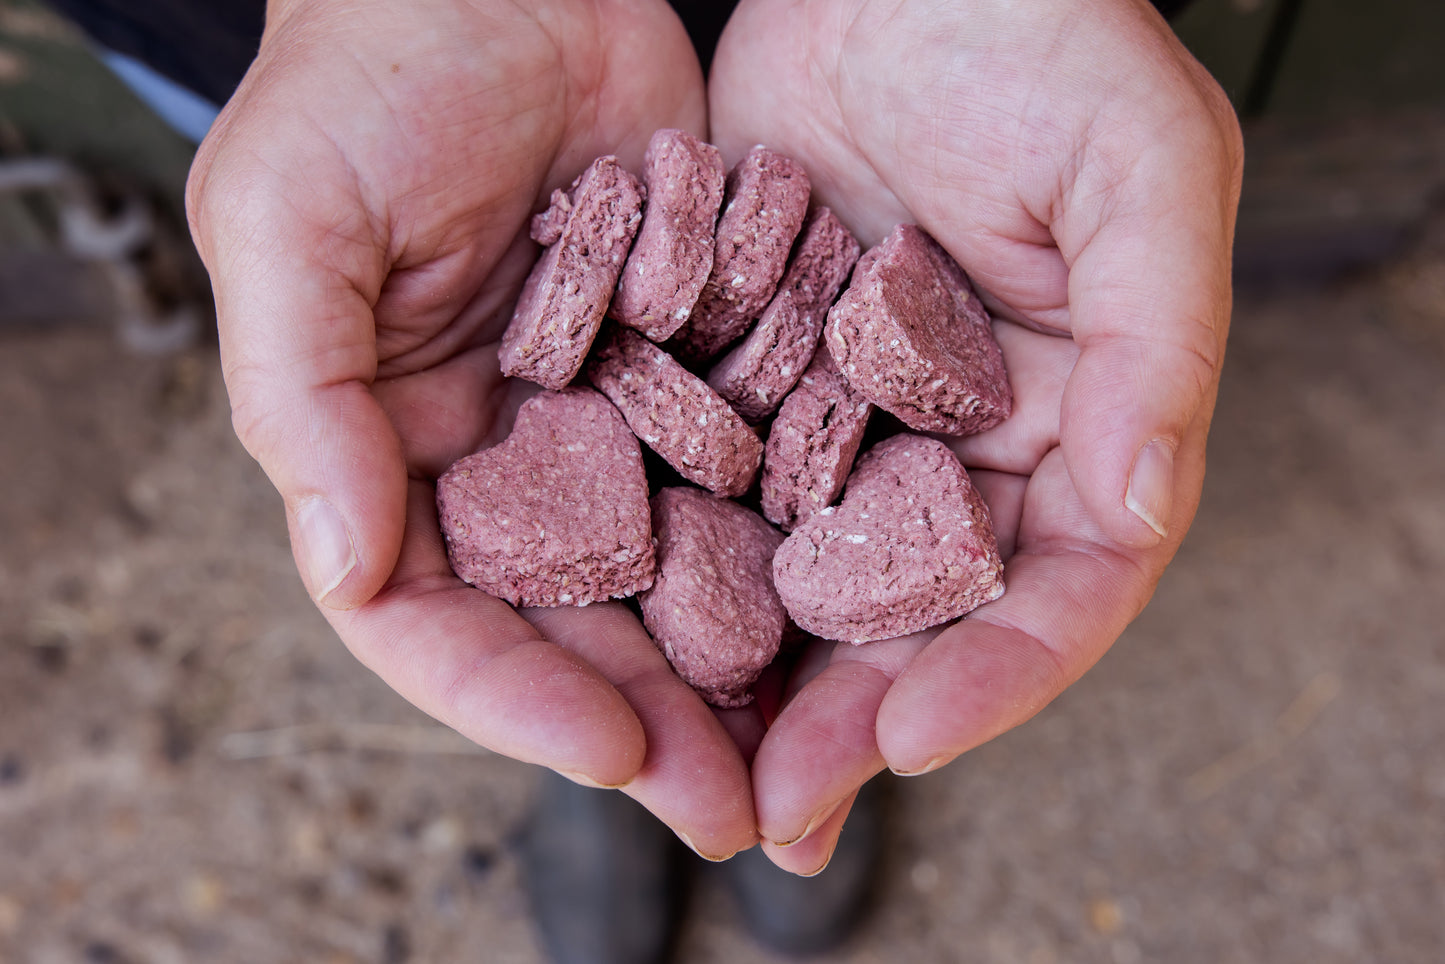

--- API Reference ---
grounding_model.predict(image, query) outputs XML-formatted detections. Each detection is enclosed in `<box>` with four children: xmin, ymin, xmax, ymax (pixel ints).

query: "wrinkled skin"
<box><xmin>187</xmin><ymin>0</ymin><xmax>757</xmax><ymax>861</ymax></box>
<box><xmin>708</xmin><ymin>0</ymin><xmax>1242</xmax><ymax>874</ymax></box>
<box><xmin>188</xmin><ymin>0</ymin><xmax>1242</xmax><ymax>874</ymax></box>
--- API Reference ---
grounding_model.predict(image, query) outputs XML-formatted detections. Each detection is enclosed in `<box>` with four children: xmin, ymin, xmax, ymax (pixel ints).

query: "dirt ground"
<box><xmin>3</xmin><ymin>206</ymin><xmax>1444</xmax><ymax>964</ymax></box>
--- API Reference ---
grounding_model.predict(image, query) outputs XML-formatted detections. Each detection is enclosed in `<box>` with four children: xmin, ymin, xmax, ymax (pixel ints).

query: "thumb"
<box><xmin>189</xmin><ymin>163</ymin><xmax>406</xmax><ymax>610</ymax></box>
<box><xmin>1058</xmin><ymin>120</ymin><xmax>1242</xmax><ymax>549</ymax></box>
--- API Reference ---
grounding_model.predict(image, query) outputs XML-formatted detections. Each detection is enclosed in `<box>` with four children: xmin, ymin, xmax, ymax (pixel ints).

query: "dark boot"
<box><xmin>517</xmin><ymin>769</ymin><xmax>689</xmax><ymax>964</ymax></box>
<box><xmin>723</xmin><ymin>774</ymin><xmax>889</xmax><ymax>957</ymax></box>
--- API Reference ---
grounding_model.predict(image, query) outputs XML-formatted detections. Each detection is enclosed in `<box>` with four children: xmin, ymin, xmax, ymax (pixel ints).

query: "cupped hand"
<box><xmin>709</xmin><ymin>0</ymin><xmax>1243</xmax><ymax>873</ymax></box>
<box><xmin>187</xmin><ymin>0</ymin><xmax>755</xmax><ymax>859</ymax></box>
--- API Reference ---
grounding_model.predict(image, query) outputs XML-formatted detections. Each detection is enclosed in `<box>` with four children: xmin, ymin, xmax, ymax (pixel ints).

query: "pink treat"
<box><xmin>640</xmin><ymin>487</ymin><xmax>786</xmax><ymax>707</ymax></box>
<box><xmin>436</xmin><ymin>388</ymin><xmax>655</xmax><ymax>607</ymax></box>
<box><xmin>499</xmin><ymin>157</ymin><xmax>644</xmax><ymax>389</ymax></box>
<box><xmin>670</xmin><ymin>146</ymin><xmax>811</xmax><ymax>363</ymax></box>
<box><xmin>707</xmin><ymin>207</ymin><xmax>860</xmax><ymax>422</ymax></box>
<box><xmin>825</xmin><ymin>225</ymin><xmax>1012</xmax><ymax>435</ymax></box>
<box><xmin>759</xmin><ymin>348</ymin><xmax>872</xmax><ymax>532</ymax></box>
<box><xmin>608</xmin><ymin>129</ymin><xmax>726</xmax><ymax>342</ymax></box>
<box><xmin>585</xmin><ymin>326</ymin><xmax>762</xmax><ymax>498</ymax></box>
<box><xmin>772</xmin><ymin>434</ymin><xmax>1004</xmax><ymax>643</ymax></box>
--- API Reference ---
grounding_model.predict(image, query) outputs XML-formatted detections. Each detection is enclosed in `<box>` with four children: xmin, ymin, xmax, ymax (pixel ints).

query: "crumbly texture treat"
<box><xmin>772</xmin><ymin>434</ymin><xmax>1005</xmax><ymax>643</ymax></box>
<box><xmin>436</xmin><ymin>388</ymin><xmax>655</xmax><ymax>607</ymax></box>
<box><xmin>608</xmin><ymin>129</ymin><xmax>726</xmax><ymax>342</ymax></box>
<box><xmin>640</xmin><ymin>487</ymin><xmax>786</xmax><ymax>707</ymax></box>
<box><xmin>825</xmin><ymin>224</ymin><xmax>1012</xmax><ymax>435</ymax></box>
<box><xmin>670</xmin><ymin>146</ymin><xmax>811</xmax><ymax>363</ymax></box>
<box><xmin>585</xmin><ymin>326</ymin><xmax>763</xmax><ymax>498</ymax></box>
<box><xmin>760</xmin><ymin>348</ymin><xmax>873</xmax><ymax>532</ymax></box>
<box><xmin>706</xmin><ymin>207</ymin><xmax>860</xmax><ymax>422</ymax></box>
<box><xmin>499</xmin><ymin>157</ymin><xmax>644</xmax><ymax>389</ymax></box>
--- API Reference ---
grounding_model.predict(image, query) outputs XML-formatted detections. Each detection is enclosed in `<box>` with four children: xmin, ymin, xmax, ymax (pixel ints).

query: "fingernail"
<box><xmin>800</xmin><ymin>841</ymin><xmax>838</xmax><ymax>878</ymax></box>
<box><xmin>676</xmin><ymin>829</ymin><xmax>735</xmax><ymax>863</ymax></box>
<box><xmin>557</xmin><ymin>769</ymin><xmax>628</xmax><ymax>791</ymax></box>
<box><xmin>295</xmin><ymin>496</ymin><xmax>357</xmax><ymax>604</ymax></box>
<box><xmin>771</xmin><ymin>799</ymin><xmax>843</xmax><ymax>848</ymax></box>
<box><xmin>1125</xmin><ymin>440</ymin><xmax>1174</xmax><ymax>540</ymax></box>
<box><xmin>890</xmin><ymin>756</ymin><xmax>948</xmax><ymax>777</ymax></box>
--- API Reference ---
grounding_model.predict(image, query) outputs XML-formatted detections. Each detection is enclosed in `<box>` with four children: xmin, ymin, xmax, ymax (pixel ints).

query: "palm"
<box><xmin>709</xmin><ymin>0</ymin><xmax>1240</xmax><ymax>872</ymax></box>
<box><xmin>190</xmin><ymin>0</ymin><xmax>758</xmax><ymax>857</ymax></box>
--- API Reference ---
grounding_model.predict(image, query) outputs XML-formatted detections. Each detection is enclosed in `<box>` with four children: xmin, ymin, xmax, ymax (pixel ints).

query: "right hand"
<box><xmin>187</xmin><ymin>0</ymin><xmax>757</xmax><ymax>860</ymax></box>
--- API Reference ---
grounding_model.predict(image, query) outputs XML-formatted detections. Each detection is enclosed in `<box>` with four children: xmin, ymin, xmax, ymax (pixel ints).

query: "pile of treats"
<box><xmin>437</xmin><ymin>129</ymin><xmax>1013</xmax><ymax>707</ymax></box>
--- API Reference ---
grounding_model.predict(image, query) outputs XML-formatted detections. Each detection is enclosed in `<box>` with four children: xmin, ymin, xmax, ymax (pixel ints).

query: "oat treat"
<box><xmin>499</xmin><ymin>156</ymin><xmax>645</xmax><ymax>389</ymax></box>
<box><xmin>607</xmin><ymin>129</ymin><xmax>726</xmax><ymax>341</ymax></box>
<box><xmin>585</xmin><ymin>326</ymin><xmax>763</xmax><ymax>498</ymax></box>
<box><xmin>772</xmin><ymin>434</ymin><xmax>1004</xmax><ymax>643</ymax></box>
<box><xmin>825</xmin><ymin>224</ymin><xmax>1012</xmax><ymax>435</ymax></box>
<box><xmin>639</xmin><ymin>487</ymin><xmax>786</xmax><ymax>707</ymax></box>
<box><xmin>436</xmin><ymin>388</ymin><xmax>655</xmax><ymax>607</ymax></box>
<box><xmin>670</xmin><ymin>146</ymin><xmax>811</xmax><ymax>362</ymax></box>
<box><xmin>707</xmin><ymin>207</ymin><xmax>860</xmax><ymax>422</ymax></box>
<box><xmin>759</xmin><ymin>348</ymin><xmax>873</xmax><ymax>532</ymax></box>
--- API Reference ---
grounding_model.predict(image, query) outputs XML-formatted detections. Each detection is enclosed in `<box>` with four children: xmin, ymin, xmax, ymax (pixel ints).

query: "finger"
<box><xmin>876</xmin><ymin>436</ymin><xmax>1203</xmax><ymax>774</ymax></box>
<box><xmin>522</xmin><ymin>604</ymin><xmax>759</xmax><ymax>861</ymax></box>
<box><xmin>942</xmin><ymin>320</ymin><xmax>1077</xmax><ymax>476</ymax></box>
<box><xmin>371</xmin><ymin>347</ymin><xmax>540</xmax><ymax>480</ymax></box>
<box><xmin>759</xmin><ymin>787</ymin><xmax>861</xmax><ymax>877</ymax></box>
<box><xmin>967</xmin><ymin>469</ymin><xmax>1027</xmax><ymax>562</ymax></box>
<box><xmin>752</xmin><ymin>632</ymin><xmax>933</xmax><ymax>849</ymax></box>
<box><xmin>712</xmin><ymin>703</ymin><xmax>768</xmax><ymax>766</ymax></box>
<box><xmin>190</xmin><ymin>162</ymin><xmax>404</xmax><ymax>611</ymax></box>
<box><xmin>329</xmin><ymin>482</ymin><xmax>646</xmax><ymax>786</ymax></box>
<box><xmin>1054</xmin><ymin>107</ymin><xmax>1242</xmax><ymax>549</ymax></box>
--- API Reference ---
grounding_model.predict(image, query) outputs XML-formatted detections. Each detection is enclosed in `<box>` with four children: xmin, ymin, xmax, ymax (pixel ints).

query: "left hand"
<box><xmin>708</xmin><ymin>0</ymin><xmax>1243</xmax><ymax>874</ymax></box>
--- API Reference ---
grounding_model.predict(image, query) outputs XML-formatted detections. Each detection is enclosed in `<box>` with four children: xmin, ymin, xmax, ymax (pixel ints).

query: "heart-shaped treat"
<box><xmin>707</xmin><ymin>206</ymin><xmax>861</xmax><ymax>422</ymax></box>
<box><xmin>760</xmin><ymin>347</ymin><xmax>872</xmax><ymax>532</ymax></box>
<box><xmin>499</xmin><ymin>155</ymin><xmax>644</xmax><ymax>390</ymax></box>
<box><xmin>772</xmin><ymin>434</ymin><xmax>1004</xmax><ymax>643</ymax></box>
<box><xmin>671</xmin><ymin>145</ymin><xmax>811</xmax><ymax>364</ymax></box>
<box><xmin>826</xmin><ymin>224</ymin><xmax>1012</xmax><ymax>435</ymax></box>
<box><xmin>640</xmin><ymin>487</ymin><xmax>786</xmax><ymax>707</ymax></box>
<box><xmin>586</xmin><ymin>326</ymin><xmax>762</xmax><ymax>498</ymax></box>
<box><xmin>608</xmin><ymin>129</ymin><xmax>726</xmax><ymax>342</ymax></box>
<box><xmin>436</xmin><ymin>388</ymin><xmax>655</xmax><ymax>607</ymax></box>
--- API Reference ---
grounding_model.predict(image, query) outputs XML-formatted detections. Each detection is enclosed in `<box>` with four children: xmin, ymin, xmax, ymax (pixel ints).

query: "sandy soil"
<box><xmin>2</xmin><ymin>223</ymin><xmax>1444</xmax><ymax>964</ymax></box>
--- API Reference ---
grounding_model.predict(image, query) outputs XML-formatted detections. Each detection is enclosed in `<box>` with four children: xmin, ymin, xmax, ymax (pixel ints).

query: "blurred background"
<box><xmin>1</xmin><ymin>0</ymin><xmax>1443</xmax><ymax>961</ymax></box>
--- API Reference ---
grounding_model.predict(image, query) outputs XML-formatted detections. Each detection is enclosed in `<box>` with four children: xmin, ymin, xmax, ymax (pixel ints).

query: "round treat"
<box><xmin>608</xmin><ymin>129</ymin><xmax>726</xmax><ymax>342</ymax></box>
<box><xmin>436</xmin><ymin>388</ymin><xmax>654</xmax><ymax>607</ymax></box>
<box><xmin>707</xmin><ymin>207</ymin><xmax>860</xmax><ymax>422</ymax></box>
<box><xmin>772</xmin><ymin>434</ymin><xmax>1004</xmax><ymax>643</ymax></box>
<box><xmin>826</xmin><ymin>224</ymin><xmax>1012</xmax><ymax>435</ymax></box>
<box><xmin>670</xmin><ymin>145</ymin><xmax>811</xmax><ymax>363</ymax></box>
<box><xmin>499</xmin><ymin>156</ymin><xmax>644</xmax><ymax>389</ymax></box>
<box><xmin>759</xmin><ymin>348</ymin><xmax>872</xmax><ymax>532</ymax></box>
<box><xmin>640</xmin><ymin>487</ymin><xmax>786</xmax><ymax>707</ymax></box>
<box><xmin>585</xmin><ymin>326</ymin><xmax>762</xmax><ymax>498</ymax></box>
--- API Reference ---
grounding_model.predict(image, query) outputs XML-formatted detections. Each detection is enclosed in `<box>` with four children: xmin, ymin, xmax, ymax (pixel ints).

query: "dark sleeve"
<box><xmin>45</xmin><ymin>0</ymin><xmax>264</xmax><ymax>106</ymax></box>
<box><xmin>52</xmin><ymin>0</ymin><xmax>1196</xmax><ymax>106</ymax></box>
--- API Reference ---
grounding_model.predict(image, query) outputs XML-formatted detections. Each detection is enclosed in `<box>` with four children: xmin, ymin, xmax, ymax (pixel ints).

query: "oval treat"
<box><xmin>608</xmin><ymin>129</ymin><xmax>726</xmax><ymax>342</ymax></box>
<box><xmin>499</xmin><ymin>156</ymin><xmax>644</xmax><ymax>389</ymax></box>
<box><xmin>640</xmin><ymin>487</ymin><xmax>786</xmax><ymax>707</ymax></box>
<box><xmin>436</xmin><ymin>388</ymin><xmax>655</xmax><ymax>607</ymax></box>
<box><xmin>707</xmin><ymin>207</ymin><xmax>860</xmax><ymax>422</ymax></box>
<box><xmin>670</xmin><ymin>145</ymin><xmax>811</xmax><ymax>363</ymax></box>
<box><xmin>772</xmin><ymin>434</ymin><xmax>1004</xmax><ymax>643</ymax></box>
<box><xmin>826</xmin><ymin>224</ymin><xmax>1012</xmax><ymax>435</ymax></box>
<box><xmin>759</xmin><ymin>348</ymin><xmax>872</xmax><ymax>532</ymax></box>
<box><xmin>585</xmin><ymin>326</ymin><xmax>762</xmax><ymax>498</ymax></box>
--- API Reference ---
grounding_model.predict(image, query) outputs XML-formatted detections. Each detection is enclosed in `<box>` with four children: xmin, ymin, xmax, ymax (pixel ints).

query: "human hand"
<box><xmin>187</xmin><ymin>0</ymin><xmax>756</xmax><ymax>859</ymax></box>
<box><xmin>709</xmin><ymin>0</ymin><xmax>1243</xmax><ymax>873</ymax></box>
